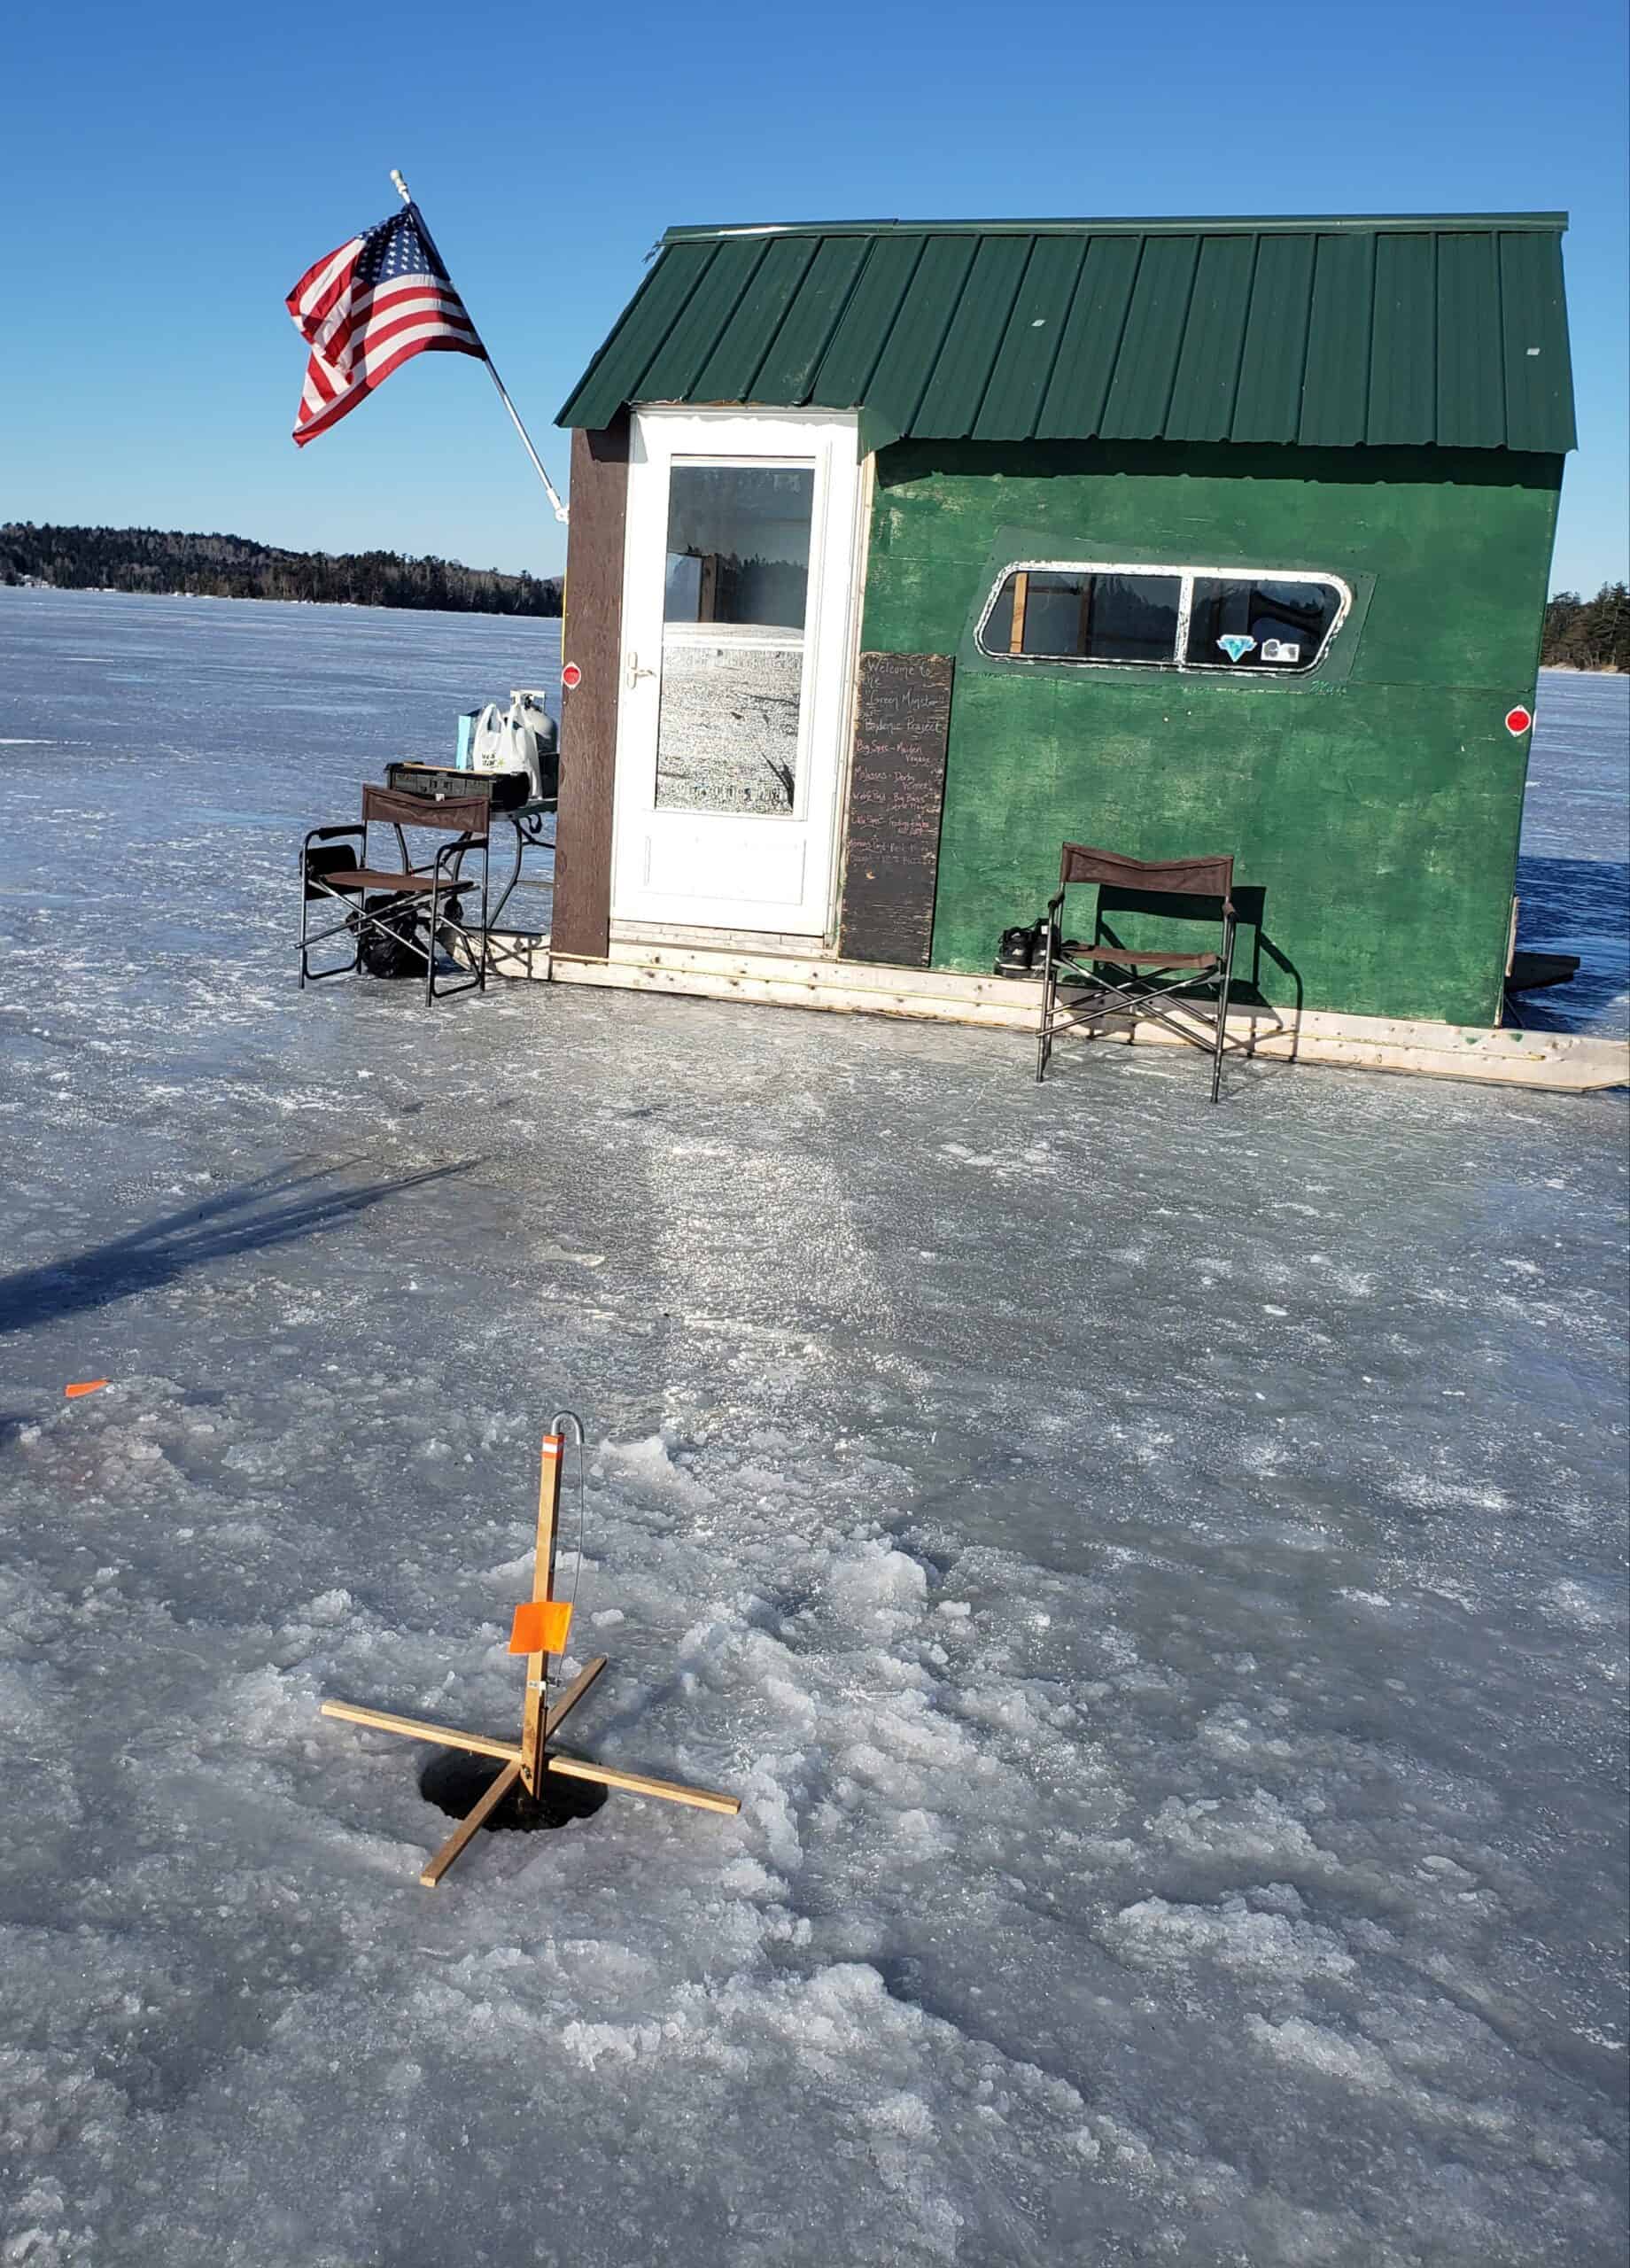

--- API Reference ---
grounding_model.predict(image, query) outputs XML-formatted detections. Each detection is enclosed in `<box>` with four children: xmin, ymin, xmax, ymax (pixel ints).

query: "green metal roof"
<box><xmin>556</xmin><ymin>214</ymin><xmax>1574</xmax><ymax>454</ymax></box>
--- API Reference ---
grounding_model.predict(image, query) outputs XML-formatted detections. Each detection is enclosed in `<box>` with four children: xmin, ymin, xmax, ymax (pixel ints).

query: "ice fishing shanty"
<box><xmin>533</xmin><ymin>210</ymin><xmax>1604</xmax><ymax>1085</ymax></box>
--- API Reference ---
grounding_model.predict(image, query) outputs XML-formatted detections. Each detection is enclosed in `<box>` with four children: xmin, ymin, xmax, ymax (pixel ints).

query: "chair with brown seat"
<box><xmin>1036</xmin><ymin>844</ymin><xmax>1238</xmax><ymax>1102</ymax></box>
<box><xmin>299</xmin><ymin>784</ymin><xmax>491</xmax><ymax>1005</ymax></box>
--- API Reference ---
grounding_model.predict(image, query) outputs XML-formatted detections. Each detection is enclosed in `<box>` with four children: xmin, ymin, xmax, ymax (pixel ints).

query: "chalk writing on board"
<box><xmin>841</xmin><ymin>653</ymin><xmax>955</xmax><ymax>969</ymax></box>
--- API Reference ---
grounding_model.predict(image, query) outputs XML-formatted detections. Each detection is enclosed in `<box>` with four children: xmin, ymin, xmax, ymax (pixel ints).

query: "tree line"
<box><xmin>1541</xmin><ymin>582</ymin><xmax>1629</xmax><ymax>673</ymax></box>
<box><xmin>0</xmin><ymin>523</ymin><xmax>563</xmax><ymax>617</ymax></box>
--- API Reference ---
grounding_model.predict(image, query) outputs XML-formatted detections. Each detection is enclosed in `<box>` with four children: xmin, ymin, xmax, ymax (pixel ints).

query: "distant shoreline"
<box><xmin>1</xmin><ymin>523</ymin><xmax>562</xmax><ymax>619</ymax></box>
<box><xmin>1</xmin><ymin>583</ymin><xmax>563</xmax><ymax>620</ymax></box>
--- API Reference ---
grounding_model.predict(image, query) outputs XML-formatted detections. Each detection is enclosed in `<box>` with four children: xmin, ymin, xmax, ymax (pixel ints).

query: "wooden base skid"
<box><xmin>539</xmin><ymin>944</ymin><xmax>1627</xmax><ymax>1093</ymax></box>
<box><xmin>320</xmin><ymin>1661</ymin><xmax>739</xmax><ymax>1888</ymax></box>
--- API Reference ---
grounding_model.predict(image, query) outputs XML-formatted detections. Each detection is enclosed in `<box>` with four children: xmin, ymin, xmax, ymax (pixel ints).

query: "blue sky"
<box><xmin>2</xmin><ymin>0</ymin><xmax>1624</xmax><ymax>591</ymax></box>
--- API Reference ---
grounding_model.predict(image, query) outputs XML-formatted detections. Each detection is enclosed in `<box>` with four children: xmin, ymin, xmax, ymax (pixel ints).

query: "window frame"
<box><xmin>973</xmin><ymin>559</ymin><xmax>1353</xmax><ymax>676</ymax></box>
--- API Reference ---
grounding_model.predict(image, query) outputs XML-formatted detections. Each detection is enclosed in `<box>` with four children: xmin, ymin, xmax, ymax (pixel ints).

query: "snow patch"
<box><xmin>827</xmin><ymin>1540</ymin><xmax>929</xmax><ymax>1626</ymax></box>
<box><xmin>1104</xmin><ymin>1897</ymin><xmax>1357</xmax><ymax>1983</ymax></box>
<box><xmin>598</xmin><ymin>1432</ymin><xmax>715</xmax><ymax>1507</ymax></box>
<box><xmin>1246</xmin><ymin>2015</ymin><xmax>1398</xmax><ymax>2091</ymax></box>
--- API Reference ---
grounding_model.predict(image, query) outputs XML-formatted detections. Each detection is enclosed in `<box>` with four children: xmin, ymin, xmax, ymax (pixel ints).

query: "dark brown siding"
<box><xmin>837</xmin><ymin>652</ymin><xmax>955</xmax><ymax>967</ymax></box>
<box><xmin>551</xmin><ymin>416</ymin><xmax>629</xmax><ymax>959</ymax></box>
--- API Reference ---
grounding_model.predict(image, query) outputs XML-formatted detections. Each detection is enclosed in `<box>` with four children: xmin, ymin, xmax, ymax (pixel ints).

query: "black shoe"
<box><xmin>995</xmin><ymin>921</ymin><xmax>1043</xmax><ymax>977</ymax></box>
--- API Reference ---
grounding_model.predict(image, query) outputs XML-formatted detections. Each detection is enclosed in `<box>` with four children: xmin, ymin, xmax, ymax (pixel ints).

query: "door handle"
<box><xmin>624</xmin><ymin>650</ymin><xmax>656</xmax><ymax>690</ymax></box>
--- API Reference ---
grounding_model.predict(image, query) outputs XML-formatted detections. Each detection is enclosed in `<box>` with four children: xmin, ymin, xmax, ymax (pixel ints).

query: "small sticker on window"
<box><xmin>1216</xmin><ymin>634</ymin><xmax>1257</xmax><ymax>663</ymax></box>
<box><xmin>1260</xmin><ymin>639</ymin><xmax>1300</xmax><ymax>663</ymax></box>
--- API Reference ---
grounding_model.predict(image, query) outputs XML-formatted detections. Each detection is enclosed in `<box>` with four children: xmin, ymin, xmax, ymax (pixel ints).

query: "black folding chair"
<box><xmin>299</xmin><ymin>785</ymin><xmax>491</xmax><ymax>1006</ymax></box>
<box><xmin>1036</xmin><ymin>844</ymin><xmax>1238</xmax><ymax>1102</ymax></box>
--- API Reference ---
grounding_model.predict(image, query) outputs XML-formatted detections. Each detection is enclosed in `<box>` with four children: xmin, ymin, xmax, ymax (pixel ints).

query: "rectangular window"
<box><xmin>976</xmin><ymin>562</ymin><xmax>1349</xmax><ymax>675</ymax></box>
<box><xmin>1184</xmin><ymin>577</ymin><xmax>1343</xmax><ymax>672</ymax></box>
<box><xmin>656</xmin><ymin>461</ymin><xmax>816</xmax><ymax>814</ymax></box>
<box><xmin>662</xmin><ymin>464</ymin><xmax>814</xmax><ymax>632</ymax></box>
<box><xmin>981</xmin><ymin>571</ymin><xmax>1182</xmax><ymax>664</ymax></box>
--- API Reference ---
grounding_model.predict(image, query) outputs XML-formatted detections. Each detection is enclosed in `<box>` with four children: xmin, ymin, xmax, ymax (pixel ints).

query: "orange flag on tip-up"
<box><xmin>508</xmin><ymin>1600</ymin><xmax>573</xmax><ymax>1655</ymax></box>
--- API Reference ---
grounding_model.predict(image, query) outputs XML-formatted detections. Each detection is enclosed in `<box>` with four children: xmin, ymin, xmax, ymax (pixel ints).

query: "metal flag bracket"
<box><xmin>319</xmin><ymin>1412</ymin><xmax>738</xmax><ymax>1887</ymax></box>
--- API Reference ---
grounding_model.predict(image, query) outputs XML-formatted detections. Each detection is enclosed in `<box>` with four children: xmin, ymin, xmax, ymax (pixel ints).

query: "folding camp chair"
<box><xmin>1036</xmin><ymin>844</ymin><xmax>1238</xmax><ymax>1102</ymax></box>
<box><xmin>299</xmin><ymin>785</ymin><xmax>492</xmax><ymax>1006</ymax></box>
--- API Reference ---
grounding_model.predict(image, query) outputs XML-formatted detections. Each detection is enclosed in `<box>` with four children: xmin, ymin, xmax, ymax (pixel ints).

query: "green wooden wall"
<box><xmin>859</xmin><ymin>440</ymin><xmax>1562</xmax><ymax>1026</ymax></box>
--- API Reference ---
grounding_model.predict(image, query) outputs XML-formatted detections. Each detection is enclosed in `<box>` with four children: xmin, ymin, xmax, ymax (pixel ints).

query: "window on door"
<box><xmin>663</xmin><ymin>465</ymin><xmax>813</xmax><ymax>629</ymax></box>
<box><xmin>656</xmin><ymin>464</ymin><xmax>817</xmax><ymax>817</ymax></box>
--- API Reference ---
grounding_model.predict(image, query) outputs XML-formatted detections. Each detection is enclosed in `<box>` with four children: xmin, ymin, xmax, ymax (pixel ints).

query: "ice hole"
<box><xmin>418</xmin><ymin>1751</ymin><xmax>609</xmax><ymax>1832</ymax></box>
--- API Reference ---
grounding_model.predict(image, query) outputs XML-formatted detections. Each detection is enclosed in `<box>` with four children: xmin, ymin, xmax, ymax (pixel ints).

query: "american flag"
<box><xmin>286</xmin><ymin>204</ymin><xmax>485</xmax><ymax>445</ymax></box>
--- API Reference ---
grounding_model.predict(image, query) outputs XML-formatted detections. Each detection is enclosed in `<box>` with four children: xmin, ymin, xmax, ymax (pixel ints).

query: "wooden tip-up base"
<box><xmin>319</xmin><ymin>1661</ymin><xmax>738</xmax><ymax>1888</ymax></box>
<box><xmin>318</xmin><ymin>1433</ymin><xmax>740</xmax><ymax>1886</ymax></box>
<box><xmin>320</xmin><ymin>1659</ymin><xmax>739</xmax><ymax>1888</ymax></box>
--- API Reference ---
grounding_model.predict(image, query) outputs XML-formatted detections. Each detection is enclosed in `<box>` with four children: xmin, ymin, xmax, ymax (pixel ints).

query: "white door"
<box><xmin>610</xmin><ymin>408</ymin><xmax>861</xmax><ymax>937</ymax></box>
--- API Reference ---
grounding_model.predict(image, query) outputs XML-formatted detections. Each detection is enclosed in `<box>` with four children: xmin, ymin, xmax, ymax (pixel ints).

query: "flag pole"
<box><xmin>390</xmin><ymin>169</ymin><xmax>569</xmax><ymax>524</ymax></box>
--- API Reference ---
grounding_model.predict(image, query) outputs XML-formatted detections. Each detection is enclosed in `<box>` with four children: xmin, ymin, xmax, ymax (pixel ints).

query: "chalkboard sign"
<box><xmin>839</xmin><ymin>653</ymin><xmax>955</xmax><ymax>967</ymax></box>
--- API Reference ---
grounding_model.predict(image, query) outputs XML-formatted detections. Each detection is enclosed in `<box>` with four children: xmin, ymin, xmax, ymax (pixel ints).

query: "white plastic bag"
<box><xmin>466</xmin><ymin>701</ymin><xmax>508</xmax><ymax>772</ymax></box>
<box><xmin>468</xmin><ymin>692</ymin><xmax>557</xmax><ymax>798</ymax></box>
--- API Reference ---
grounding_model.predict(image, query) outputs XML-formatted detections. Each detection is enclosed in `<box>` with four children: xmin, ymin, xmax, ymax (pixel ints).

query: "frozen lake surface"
<box><xmin>1513</xmin><ymin>669</ymin><xmax>1629</xmax><ymax>1037</ymax></box>
<box><xmin>0</xmin><ymin>591</ymin><xmax>1626</xmax><ymax>2265</ymax></box>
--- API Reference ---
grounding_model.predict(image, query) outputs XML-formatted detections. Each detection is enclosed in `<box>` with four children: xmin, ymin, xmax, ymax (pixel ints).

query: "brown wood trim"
<box><xmin>1008</xmin><ymin>569</ymin><xmax>1028</xmax><ymax>655</ymax></box>
<box><xmin>837</xmin><ymin>652</ymin><xmax>955</xmax><ymax>968</ymax></box>
<box><xmin>551</xmin><ymin>415</ymin><xmax>629</xmax><ymax>959</ymax></box>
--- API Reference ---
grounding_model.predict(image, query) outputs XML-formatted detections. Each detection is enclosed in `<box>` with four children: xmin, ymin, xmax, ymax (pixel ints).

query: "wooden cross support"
<box><xmin>319</xmin><ymin>1426</ymin><xmax>740</xmax><ymax>1886</ymax></box>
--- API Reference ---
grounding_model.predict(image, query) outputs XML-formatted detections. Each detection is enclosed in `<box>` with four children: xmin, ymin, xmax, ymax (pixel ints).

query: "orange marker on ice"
<box><xmin>65</xmin><ymin>1380</ymin><xmax>110</xmax><ymax>1399</ymax></box>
